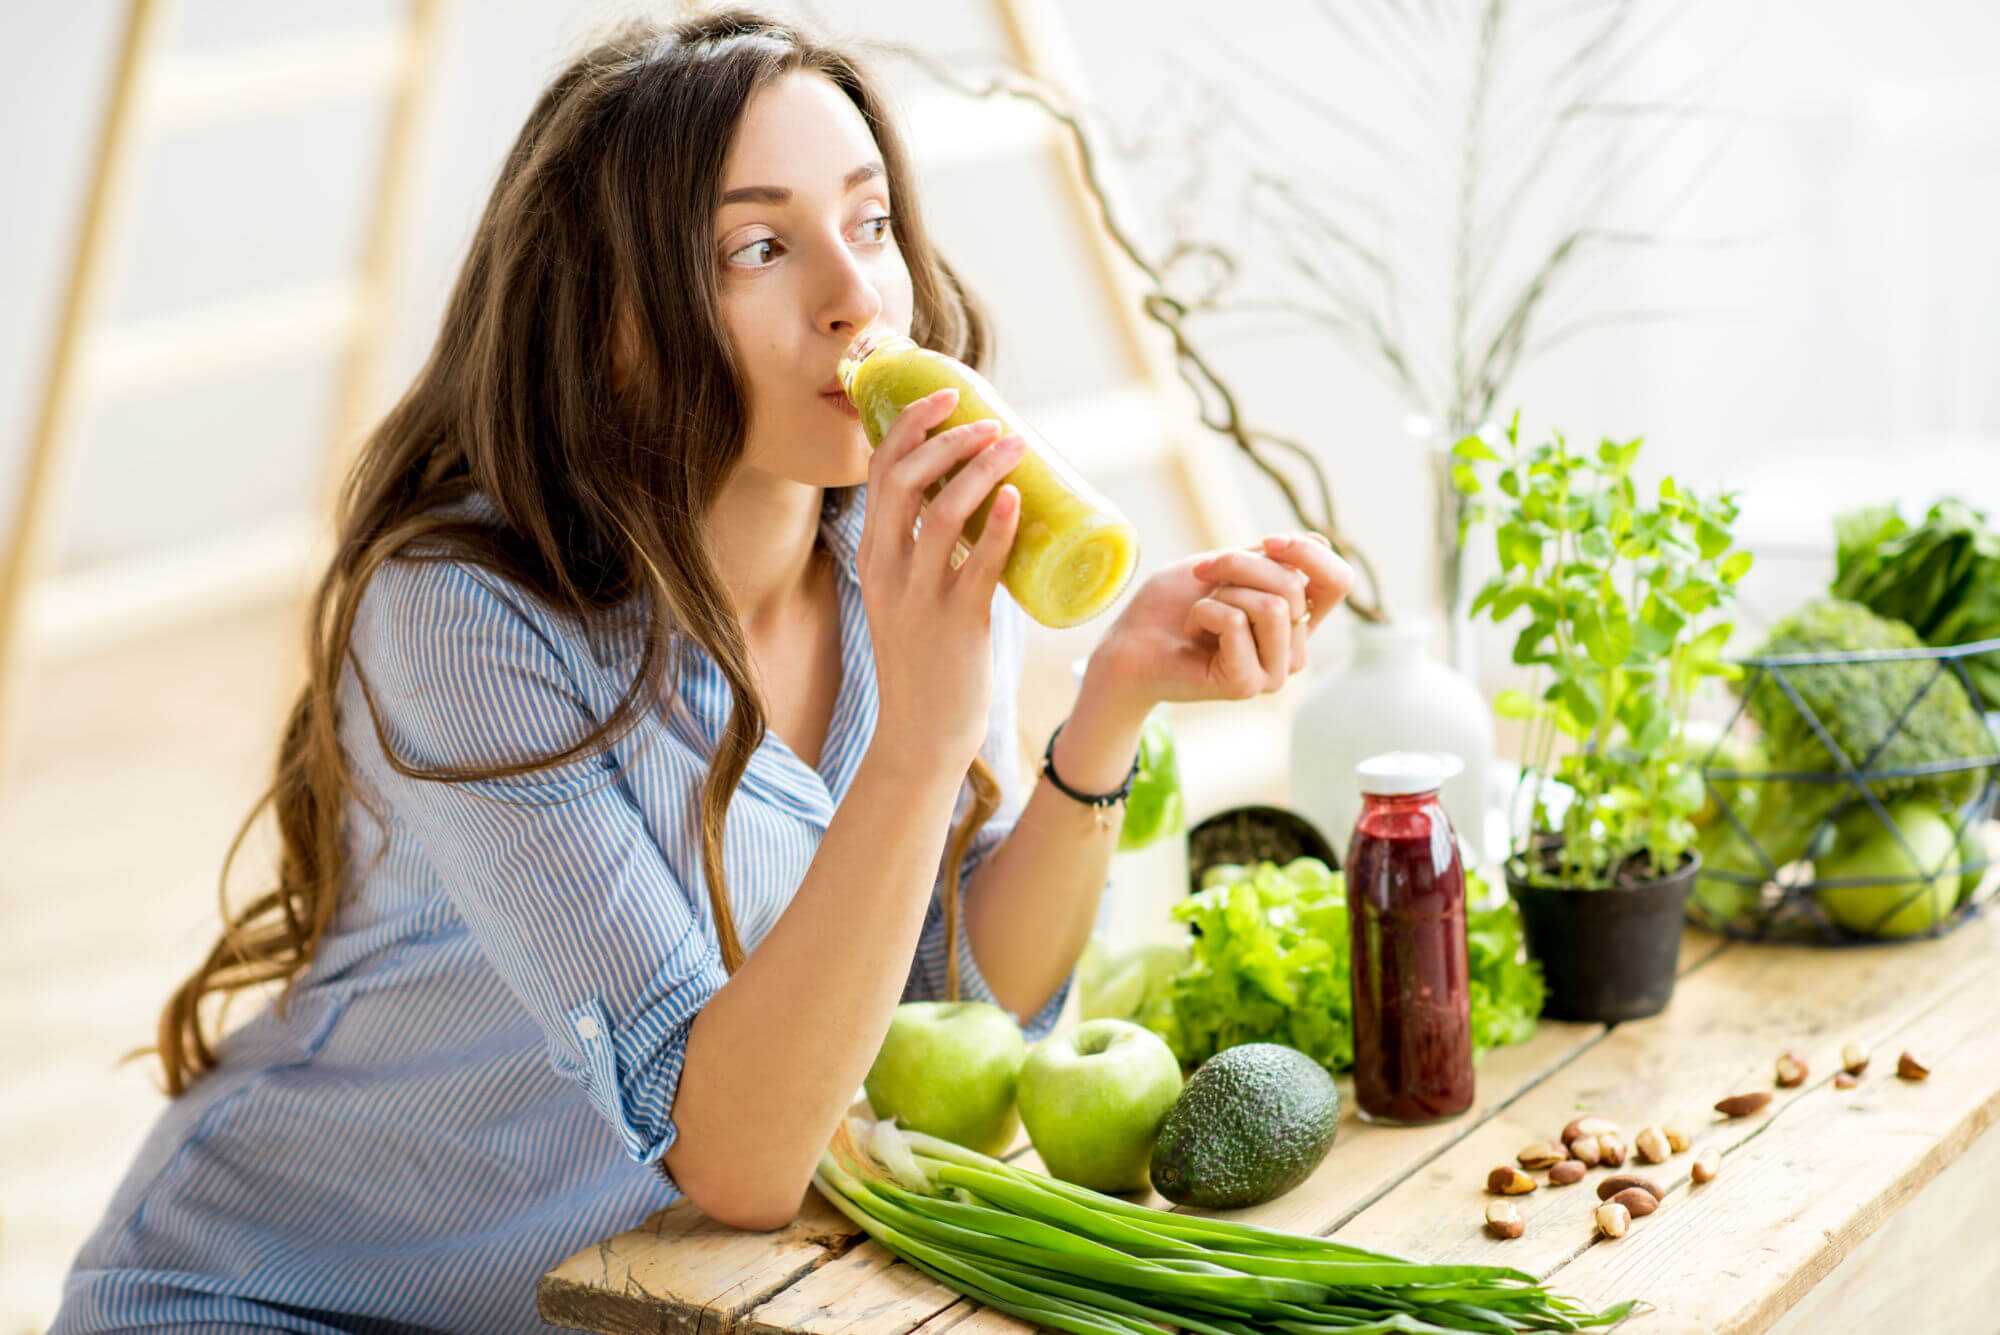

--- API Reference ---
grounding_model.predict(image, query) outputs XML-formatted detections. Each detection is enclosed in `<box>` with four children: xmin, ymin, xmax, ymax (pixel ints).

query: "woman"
<box><xmin>51</xmin><ymin>11</ymin><xmax>1348</xmax><ymax>1334</ymax></box>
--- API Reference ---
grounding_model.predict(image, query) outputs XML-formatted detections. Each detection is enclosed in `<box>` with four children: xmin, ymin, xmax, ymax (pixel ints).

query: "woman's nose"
<box><xmin>816</xmin><ymin>247</ymin><xmax>883</xmax><ymax>337</ymax></box>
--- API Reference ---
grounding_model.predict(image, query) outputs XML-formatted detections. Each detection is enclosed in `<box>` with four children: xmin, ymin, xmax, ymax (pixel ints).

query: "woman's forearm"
<box><xmin>963</xmin><ymin>662</ymin><xmax>1152</xmax><ymax>1021</ymax></box>
<box><xmin>661</xmin><ymin>740</ymin><xmax>965</xmax><ymax>1230</ymax></box>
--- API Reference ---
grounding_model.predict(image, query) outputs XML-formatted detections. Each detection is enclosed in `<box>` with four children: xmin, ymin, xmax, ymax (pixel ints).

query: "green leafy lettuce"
<box><xmin>1146</xmin><ymin>857</ymin><xmax>1544</xmax><ymax>1076</ymax></box>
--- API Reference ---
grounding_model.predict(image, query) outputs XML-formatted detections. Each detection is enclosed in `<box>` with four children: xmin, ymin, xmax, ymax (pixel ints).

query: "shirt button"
<box><xmin>574</xmin><ymin>1014</ymin><xmax>600</xmax><ymax>1042</ymax></box>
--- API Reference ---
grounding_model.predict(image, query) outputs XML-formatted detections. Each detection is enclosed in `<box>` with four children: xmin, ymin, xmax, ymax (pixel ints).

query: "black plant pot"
<box><xmin>1505</xmin><ymin>852</ymin><xmax>1700</xmax><ymax>1024</ymax></box>
<box><xmin>1185</xmin><ymin>805</ymin><xmax>1341</xmax><ymax>896</ymax></box>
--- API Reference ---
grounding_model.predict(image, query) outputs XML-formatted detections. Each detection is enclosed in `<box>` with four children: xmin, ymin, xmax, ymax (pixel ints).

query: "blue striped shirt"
<box><xmin>51</xmin><ymin>488</ymin><xmax>1070</xmax><ymax>1335</ymax></box>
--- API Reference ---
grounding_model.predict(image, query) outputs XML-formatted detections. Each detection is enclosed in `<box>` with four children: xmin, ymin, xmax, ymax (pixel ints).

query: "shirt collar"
<box><xmin>818</xmin><ymin>485</ymin><xmax>867</xmax><ymax>581</ymax></box>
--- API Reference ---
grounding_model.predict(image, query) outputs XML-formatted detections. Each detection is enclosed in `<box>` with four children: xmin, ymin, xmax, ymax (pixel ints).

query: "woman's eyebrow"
<box><xmin>719</xmin><ymin>161</ymin><xmax>883</xmax><ymax>206</ymax></box>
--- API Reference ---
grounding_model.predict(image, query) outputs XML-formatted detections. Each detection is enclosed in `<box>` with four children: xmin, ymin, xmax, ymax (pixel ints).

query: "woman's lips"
<box><xmin>821</xmin><ymin>391</ymin><xmax>860</xmax><ymax>419</ymax></box>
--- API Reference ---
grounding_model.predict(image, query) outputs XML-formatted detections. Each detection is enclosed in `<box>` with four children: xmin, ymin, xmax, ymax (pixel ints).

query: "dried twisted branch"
<box><xmin>870</xmin><ymin>41</ymin><xmax>1390</xmax><ymax>622</ymax></box>
<box><xmin>864</xmin><ymin>0</ymin><xmax>1743</xmax><ymax>633</ymax></box>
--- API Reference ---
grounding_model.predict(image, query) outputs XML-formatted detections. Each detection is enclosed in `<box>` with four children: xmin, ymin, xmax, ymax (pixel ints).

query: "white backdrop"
<box><xmin>4</xmin><ymin>0</ymin><xmax>1997</xmax><ymax>649</ymax></box>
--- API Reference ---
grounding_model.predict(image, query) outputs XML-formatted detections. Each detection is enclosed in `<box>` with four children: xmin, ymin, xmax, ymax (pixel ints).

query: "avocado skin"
<box><xmin>1148</xmin><ymin>1042</ymin><xmax>1342</xmax><ymax>1209</ymax></box>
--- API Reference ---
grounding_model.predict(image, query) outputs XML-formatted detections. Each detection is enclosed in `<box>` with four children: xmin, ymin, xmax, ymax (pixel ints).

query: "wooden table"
<box><xmin>538</xmin><ymin>911</ymin><xmax>2000</xmax><ymax>1335</ymax></box>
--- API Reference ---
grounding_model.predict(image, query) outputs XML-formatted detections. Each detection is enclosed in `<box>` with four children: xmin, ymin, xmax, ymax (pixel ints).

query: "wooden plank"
<box><xmin>1026</xmin><ymin>385</ymin><xmax>1173</xmax><ymax>476</ymax></box>
<box><xmin>1542</xmin><ymin>912</ymin><xmax>2000</xmax><ymax>1332</ymax></box>
<box><xmin>1322</xmin><ymin>907</ymin><xmax>2000</xmax><ymax>1318</ymax></box>
<box><xmin>904</xmin><ymin>1296</ymin><xmax>1031</xmax><ymax>1335</ymax></box>
<box><xmin>27</xmin><ymin>512</ymin><xmax>315</xmax><ymax>654</ymax></box>
<box><xmin>538</xmin><ymin>1191</ymin><xmax>861</xmax><ymax>1335</ymax></box>
<box><xmin>740</xmin><ymin>1240</ymin><xmax>960</xmax><ymax>1335</ymax></box>
<box><xmin>322</xmin><ymin>0</ymin><xmax>446</xmax><ymax>516</ymax></box>
<box><xmin>0</xmin><ymin>0</ymin><xmax>172</xmax><ymax>781</ymax></box>
<box><xmin>90</xmin><ymin>278</ymin><xmax>360</xmax><ymax>395</ymax></box>
<box><xmin>1764</xmin><ymin>1119</ymin><xmax>2000</xmax><ymax>1335</ymax></box>
<box><xmin>148</xmin><ymin>27</ymin><xmax>410</xmax><ymax>129</ymax></box>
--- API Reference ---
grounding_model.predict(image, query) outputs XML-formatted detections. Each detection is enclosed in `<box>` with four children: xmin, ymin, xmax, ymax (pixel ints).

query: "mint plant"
<box><xmin>1452</xmin><ymin>416</ymin><xmax>1753</xmax><ymax>888</ymax></box>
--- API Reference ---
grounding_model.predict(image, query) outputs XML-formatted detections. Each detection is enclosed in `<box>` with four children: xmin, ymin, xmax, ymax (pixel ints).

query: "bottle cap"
<box><xmin>1355</xmin><ymin>750</ymin><xmax>1464</xmax><ymax>796</ymax></box>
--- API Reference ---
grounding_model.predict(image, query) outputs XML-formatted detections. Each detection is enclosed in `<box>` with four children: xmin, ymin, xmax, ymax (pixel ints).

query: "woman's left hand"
<box><xmin>1086</xmin><ymin>532</ymin><xmax>1354</xmax><ymax>716</ymax></box>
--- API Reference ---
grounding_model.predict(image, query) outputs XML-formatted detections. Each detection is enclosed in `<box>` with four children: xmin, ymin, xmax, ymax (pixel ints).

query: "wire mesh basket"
<box><xmin>1687</xmin><ymin>635</ymin><xmax>2000</xmax><ymax>944</ymax></box>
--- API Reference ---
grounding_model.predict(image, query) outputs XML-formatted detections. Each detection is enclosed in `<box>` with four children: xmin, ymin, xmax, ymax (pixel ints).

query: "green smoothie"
<box><xmin>837</xmin><ymin>328</ymin><xmax>1140</xmax><ymax>628</ymax></box>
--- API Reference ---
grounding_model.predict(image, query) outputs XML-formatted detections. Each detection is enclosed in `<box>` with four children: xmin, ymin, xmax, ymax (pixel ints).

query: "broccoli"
<box><xmin>1730</xmin><ymin>599</ymin><xmax>1993</xmax><ymax>869</ymax></box>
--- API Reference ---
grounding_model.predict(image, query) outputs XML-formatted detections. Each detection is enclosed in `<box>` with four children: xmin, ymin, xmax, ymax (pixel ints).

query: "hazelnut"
<box><xmin>1776</xmin><ymin>1051</ymin><xmax>1809</xmax><ymax>1088</ymax></box>
<box><xmin>1517</xmin><ymin>1141</ymin><xmax>1566</xmax><ymax>1171</ymax></box>
<box><xmin>1547</xmin><ymin>1159</ymin><xmax>1588</xmax><ymax>1186</ymax></box>
<box><xmin>1842</xmin><ymin>1043</ymin><xmax>1870</xmax><ymax>1076</ymax></box>
<box><xmin>1663</xmin><ymin>1123</ymin><xmax>1692</xmax><ymax>1153</ymax></box>
<box><xmin>1595</xmin><ymin>1173</ymin><xmax>1664</xmax><ymax>1203</ymax></box>
<box><xmin>1597</xmin><ymin>1131</ymin><xmax>1629</xmax><ymax>1168</ymax></box>
<box><xmin>1594</xmin><ymin>1201</ymin><xmax>1631</xmax><ymax>1239</ymax></box>
<box><xmin>1691</xmin><ymin>1147</ymin><xmax>1721</xmax><ymax>1183</ymax></box>
<box><xmin>1714</xmin><ymin>1091</ymin><xmax>1773</xmax><ymax>1118</ymax></box>
<box><xmin>1487</xmin><ymin>1166</ymin><xmax>1537</xmax><ymax>1195</ymax></box>
<box><xmin>1608</xmin><ymin>1186</ymin><xmax>1659</xmax><ymax>1218</ymax></box>
<box><xmin>1562</xmin><ymin>1116</ymin><xmax>1620</xmax><ymax>1147</ymax></box>
<box><xmin>1569</xmin><ymin>1134</ymin><xmax>1603</xmax><ymax>1167</ymax></box>
<box><xmin>1485</xmin><ymin>1201</ymin><xmax>1525</xmax><ymax>1239</ymax></box>
<box><xmin>1897</xmin><ymin>1051</ymin><xmax>1931</xmax><ymax>1081</ymax></box>
<box><xmin>1834</xmin><ymin>1071</ymin><xmax>1860</xmax><ymax>1090</ymax></box>
<box><xmin>1634</xmin><ymin>1127</ymin><xmax>1671</xmax><ymax>1164</ymax></box>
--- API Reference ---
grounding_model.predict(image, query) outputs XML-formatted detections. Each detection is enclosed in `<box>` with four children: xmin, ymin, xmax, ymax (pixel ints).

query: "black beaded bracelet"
<box><xmin>1039</xmin><ymin>721</ymin><xmax>1140</xmax><ymax>812</ymax></box>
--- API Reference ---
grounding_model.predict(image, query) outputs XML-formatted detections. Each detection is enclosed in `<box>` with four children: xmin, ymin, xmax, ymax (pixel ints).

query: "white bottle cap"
<box><xmin>1355</xmin><ymin>750</ymin><xmax>1465</xmax><ymax>796</ymax></box>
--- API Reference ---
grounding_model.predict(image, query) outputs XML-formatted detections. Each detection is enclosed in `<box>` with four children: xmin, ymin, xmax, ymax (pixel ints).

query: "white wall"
<box><xmin>6</xmin><ymin>0</ymin><xmax>1998</xmax><ymax>642</ymax></box>
<box><xmin>1058</xmin><ymin>0</ymin><xmax>2000</xmax><ymax>656</ymax></box>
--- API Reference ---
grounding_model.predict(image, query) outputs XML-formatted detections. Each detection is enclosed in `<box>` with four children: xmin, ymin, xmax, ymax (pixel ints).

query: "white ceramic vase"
<box><xmin>1070</xmin><ymin>660</ymin><xmax>1193</xmax><ymax>953</ymax></box>
<box><xmin>1288</xmin><ymin>618</ymin><xmax>1495</xmax><ymax>865</ymax></box>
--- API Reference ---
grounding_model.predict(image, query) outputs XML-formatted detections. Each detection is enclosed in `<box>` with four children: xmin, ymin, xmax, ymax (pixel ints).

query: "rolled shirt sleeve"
<box><xmin>901</xmin><ymin>594</ymin><xmax>1075</xmax><ymax>1039</ymax></box>
<box><xmin>347</xmin><ymin>556</ymin><xmax>725</xmax><ymax>1172</ymax></box>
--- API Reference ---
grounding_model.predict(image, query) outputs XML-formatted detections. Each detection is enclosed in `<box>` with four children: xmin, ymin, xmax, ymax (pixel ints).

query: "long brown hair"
<box><xmin>143</xmin><ymin>9</ymin><xmax>1001</xmax><ymax>1098</ymax></box>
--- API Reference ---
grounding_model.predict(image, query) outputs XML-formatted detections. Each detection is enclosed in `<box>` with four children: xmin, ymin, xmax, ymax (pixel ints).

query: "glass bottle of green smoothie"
<box><xmin>837</xmin><ymin>327</ymin><xmax>1140</xmax><ymax>628</ymax></box>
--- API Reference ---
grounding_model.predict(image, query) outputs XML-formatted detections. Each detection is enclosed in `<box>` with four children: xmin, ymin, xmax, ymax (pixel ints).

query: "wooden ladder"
<box><xmin>0</xmin><ymin>0</ymin><xmax>445</xmax><ymax>777</ymax></box>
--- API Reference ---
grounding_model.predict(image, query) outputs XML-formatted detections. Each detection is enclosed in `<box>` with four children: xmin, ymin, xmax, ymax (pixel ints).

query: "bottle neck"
<box><xmin>1351</xmin><ymin>620</ymin><xmax>1434</xmax><ymax>663</ymax></box>
<box><xmin>1360</xmin><ymin>788</ymin><xmax>1442</xmax><ymax>810</ymax></box>
<box><xmin>836</xmin><ymin>325</ymin><xmax>916</xmax><ymax>398</ymax></box>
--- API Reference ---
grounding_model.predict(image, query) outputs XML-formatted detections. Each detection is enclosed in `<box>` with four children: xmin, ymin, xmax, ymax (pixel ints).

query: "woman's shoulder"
<box><xmin>351</xmin><ymin>493</ymin><xmax>617</xmax><ymax>693</ymax></box>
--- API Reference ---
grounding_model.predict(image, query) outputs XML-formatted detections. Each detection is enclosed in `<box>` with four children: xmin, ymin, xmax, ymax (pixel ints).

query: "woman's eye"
<box><xmin>725</xmin><ymin>216</ymin><xmax>890</xmax><ymax>269</ymax></box>
<box><xmin>728</xmin><ymin>237</ymin><xmax>780</xmax><ymax>268</ymax></box>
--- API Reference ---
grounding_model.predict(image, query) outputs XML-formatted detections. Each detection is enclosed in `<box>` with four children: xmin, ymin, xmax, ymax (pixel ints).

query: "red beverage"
<box><xmin>1345</xmin><ymin>752</ymin><xmax>1474</xmax><ymax>1125</ymax></box>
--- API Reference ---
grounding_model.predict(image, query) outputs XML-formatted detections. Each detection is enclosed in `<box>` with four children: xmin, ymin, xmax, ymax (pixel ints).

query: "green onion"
<box><xmin>813</xmin><ymin>1120</ymin><xmax>1635</xmax><ymax>1335</ymax></box>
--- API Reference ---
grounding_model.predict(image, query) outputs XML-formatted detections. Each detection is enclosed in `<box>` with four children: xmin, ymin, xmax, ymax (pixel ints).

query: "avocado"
<box><xmin>1148</xmin><ymin>1043</ymin><xmax>1341</xmax><ymax>1209</ymax></box>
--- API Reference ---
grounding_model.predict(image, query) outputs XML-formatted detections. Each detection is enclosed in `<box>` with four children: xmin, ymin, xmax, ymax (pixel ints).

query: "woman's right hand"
<box><xmin>857</xmin><ymin>387</ymin><xmax>1023</xmax><ymax>770</ymax></box>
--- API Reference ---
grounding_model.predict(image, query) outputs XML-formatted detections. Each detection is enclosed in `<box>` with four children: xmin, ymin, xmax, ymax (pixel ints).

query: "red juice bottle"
<box><xmin>1345</xmin><ymin>751</ymin><xmax>1474</xmax><ymax>1125</ymax></box>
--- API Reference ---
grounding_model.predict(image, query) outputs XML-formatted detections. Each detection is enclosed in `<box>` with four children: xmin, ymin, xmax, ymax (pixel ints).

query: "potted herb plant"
<box><xmin>1450</xmin><ymin>417</ymin><xmax>1753</xmax><ymax>1022</ymax></box>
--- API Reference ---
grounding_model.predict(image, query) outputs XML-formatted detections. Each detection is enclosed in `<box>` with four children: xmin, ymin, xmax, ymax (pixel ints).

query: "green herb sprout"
<box><xmin>1452</xmin><ymin>416</ymin><xmax>1753</xmax><ymax>887</ymax></box>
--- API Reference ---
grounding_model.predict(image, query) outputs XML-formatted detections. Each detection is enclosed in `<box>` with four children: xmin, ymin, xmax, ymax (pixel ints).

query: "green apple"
<box><xmin>1956</xmin><ymin>815</ymin><xmax>1991</xmax><ymax>907</ymax></box>
<box><xmin>1079</xmin><ymin>943</ymin><xmax>1188</xmax><ymax>1024</ymax></box>
<box><xmin>1673</xmin><ymin>720</ymin><xmax>1765</xmax><ymax>831</ymax></box>
<box><xmin>1017</xmin><ymin>1019</ymin><xmax>1183</xmax><ymax>1193</ymax></box>
<box><xmin>864</xmin><ymin>1001</ymin><xmax>1025</xmax><ymax>1157</ymax></box>
<box><xmin>1814</xmin><ymin>801</ymin><xmax>1959</xmax><ymax>937</ymax></box>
